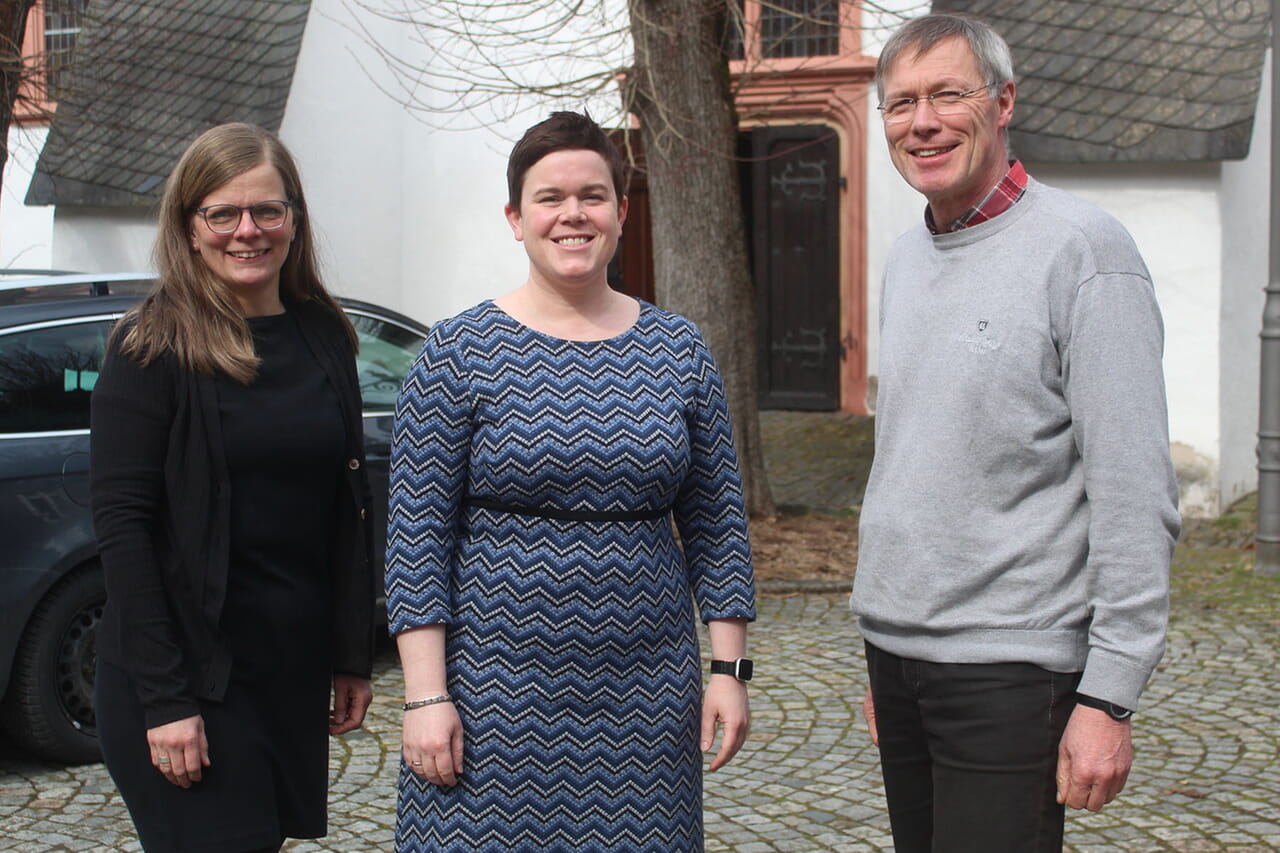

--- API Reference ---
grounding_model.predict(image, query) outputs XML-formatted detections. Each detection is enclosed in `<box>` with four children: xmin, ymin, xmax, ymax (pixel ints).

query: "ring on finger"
<box><xmin>157</xmin><ymin>756</ymin><xmax>171</xmax><ymax>765</ymax></box>
<box><xmin>411</xmin><ymin>760</ymin><xmax>423</xmax><ymax>766</ymax></box>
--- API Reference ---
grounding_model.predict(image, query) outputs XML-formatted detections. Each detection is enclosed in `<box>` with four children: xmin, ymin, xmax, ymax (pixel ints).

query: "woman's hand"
<box><xmin>146</xmin><ymin>714</ymin><xmax>210</xmax><ymax>788</ymax></box>
<box><xmin>703</xmin><ymin>618</ymin><xmax>750</xmax><ymax>771</ymax></box>
<box><xmin>330</xmin><ymin>675</ymin><xmax>373</xmax><ymax>735</ymax></box>
<box><xmin>701</xmin><ymin>676</ymin><xmax>750</xmax><ymax>771</ymax></box>
<box><xmin>402</xmin><ymin>702</ymin><xmax>465</xmax><ymax>787</ymax></box>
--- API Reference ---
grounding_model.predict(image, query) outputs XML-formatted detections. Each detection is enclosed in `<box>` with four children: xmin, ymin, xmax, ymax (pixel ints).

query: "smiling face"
<box><xmin>881</xmin><ymin>36</ymin><xmax>1015</xmax><ymax>226</ymax></box>
<box><xmin>190</xmin><ymin>161</ymin><xmax>296</xmax><ymax>316</ymax></box>
<box><xmin>505</xmin><ymin>148</ymin><xmax>628</xmax><ymax>292</ymax></box>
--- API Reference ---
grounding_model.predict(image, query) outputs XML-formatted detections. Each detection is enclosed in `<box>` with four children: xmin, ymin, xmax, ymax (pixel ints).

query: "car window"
<box><xmin>347</xmin><ymin>312</ymin><xmax>426</xmax><ymax>412</ymax></box>
<box><xmin>0</xmin><ymin>319</ymin><xmax>115</xmax><ymax>433</ymax></box>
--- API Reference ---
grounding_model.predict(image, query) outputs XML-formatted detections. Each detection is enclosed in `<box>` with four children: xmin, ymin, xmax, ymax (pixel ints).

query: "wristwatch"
<box><xmin>1075</xmin><ymin>693</ymin><xmax>1133</xmax><ymax>721</ymax></box>
<box><xmin>710</xmin><ymin>658</ymin><xmax>754</xmax><ymax>682</ymax></box>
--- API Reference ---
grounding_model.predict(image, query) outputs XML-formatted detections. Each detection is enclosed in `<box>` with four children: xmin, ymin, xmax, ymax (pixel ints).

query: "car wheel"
<box><xmin>0</xmin><ymin>564</ymin><xmax>104</xmax><ymax>764</ymax></box>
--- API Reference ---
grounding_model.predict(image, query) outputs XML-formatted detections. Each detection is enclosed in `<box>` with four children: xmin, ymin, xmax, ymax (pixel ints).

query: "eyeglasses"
<box><xmin>877</xmin><ymin>83</ymin><xmax>997</xmax><ymax>124</ymax></box>
<box><xmin>194</xmin><ymin>200</ymin><xmax>293</xmax><ymax>233</ymax></box>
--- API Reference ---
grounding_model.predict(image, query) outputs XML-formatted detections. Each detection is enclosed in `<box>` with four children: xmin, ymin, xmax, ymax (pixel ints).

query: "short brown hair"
<box><xmin>506</xmin><ymin>111</ymin><xmax>627</xmax><ymax>209</ymax></box>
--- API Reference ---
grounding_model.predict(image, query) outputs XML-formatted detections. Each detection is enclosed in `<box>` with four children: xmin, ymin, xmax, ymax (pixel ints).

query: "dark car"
<box><xmin>0</xmin><ymin>273</ymin><xmax>428</xmax><ymax>764</ymax></box>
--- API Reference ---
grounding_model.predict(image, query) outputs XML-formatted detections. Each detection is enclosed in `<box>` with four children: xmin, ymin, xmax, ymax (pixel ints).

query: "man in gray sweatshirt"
<box><xmin>850</xmin><ymin>13</ymin><xmax>1181</xmax><ymax>852</ymax></box>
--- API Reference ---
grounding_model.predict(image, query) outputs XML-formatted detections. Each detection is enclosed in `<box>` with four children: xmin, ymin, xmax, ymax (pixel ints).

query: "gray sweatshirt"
<box><xmin>852</xmin><ymin>178</ymin><xmax>1180</xmax><ymax>710</ymax></box>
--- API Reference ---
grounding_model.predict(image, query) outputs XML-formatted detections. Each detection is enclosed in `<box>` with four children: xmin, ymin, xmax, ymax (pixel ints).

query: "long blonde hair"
<box><xmin>116</xmin><ymin>123</ymin><xmax>356</xmax><ymax>383</ymax></box>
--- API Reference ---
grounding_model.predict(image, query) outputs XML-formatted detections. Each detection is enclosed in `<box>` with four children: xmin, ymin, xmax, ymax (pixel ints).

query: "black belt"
<box><xmin>463</xmin><ymin>496</ymin><xmax>670</xmax><ymax>522</ymax></box>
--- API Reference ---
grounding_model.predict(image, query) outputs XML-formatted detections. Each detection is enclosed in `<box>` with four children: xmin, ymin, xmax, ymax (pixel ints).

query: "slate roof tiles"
<box><xmin>937</xmin><ymin>0</ymin><xmax>1271</xmax><ymax>161</ymax></box>
<box><xmin>27</xmin><ymin>0</ymin><xmax>310</xmax><ymax>207</ymax></box>
<box><xmin>26</xmin><ymin>0</ymin><xmax>1273</xmax><ymax>208</ymax></box>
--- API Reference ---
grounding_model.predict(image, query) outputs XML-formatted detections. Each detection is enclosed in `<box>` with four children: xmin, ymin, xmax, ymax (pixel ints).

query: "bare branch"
<box><xmin>337</xmin><ymin>0</ymin><xmax>635</xmax><ymax>131</ymax></box>
<box><xmin>334</xmin><ymin>0</ymin><xmax>923</xmax><ymax>146</ymax></box>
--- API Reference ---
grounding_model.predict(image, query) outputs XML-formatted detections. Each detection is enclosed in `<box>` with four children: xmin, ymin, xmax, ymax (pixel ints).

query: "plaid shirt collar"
<box><xmin>925</xmin><ymin>160</ymin><xmax>1028</xmax><ymax>234</ymax></box>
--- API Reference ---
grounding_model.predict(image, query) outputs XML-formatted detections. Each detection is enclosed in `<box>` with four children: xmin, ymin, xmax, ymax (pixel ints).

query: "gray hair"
<box><xmin>875</xmin><ymin>13</ymin><xmax>1014</xmax><ymax>103</ymax></box>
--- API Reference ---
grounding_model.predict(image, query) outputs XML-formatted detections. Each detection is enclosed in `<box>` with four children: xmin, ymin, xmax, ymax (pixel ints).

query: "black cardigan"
<box><xmin>90</xmin><ymin>299</ymin><xmax>375</xmax><ymax>729</ymax></box>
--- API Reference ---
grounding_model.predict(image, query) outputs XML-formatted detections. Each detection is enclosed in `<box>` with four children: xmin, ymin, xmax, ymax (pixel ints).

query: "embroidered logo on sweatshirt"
<box><xmin>959</xmin><ymin>319</ymin><xmax>1000</xmax><ymax>354</ymax></box>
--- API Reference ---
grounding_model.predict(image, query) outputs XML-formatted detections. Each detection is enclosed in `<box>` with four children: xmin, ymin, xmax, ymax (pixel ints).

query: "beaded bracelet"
<box><xmin>403</xmin><ymin>694</ymin><xmax>453</xmax><ymax>711</ymax></box>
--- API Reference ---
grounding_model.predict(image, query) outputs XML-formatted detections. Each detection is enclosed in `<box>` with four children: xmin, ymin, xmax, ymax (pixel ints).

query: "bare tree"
<box><xmin>341</xmin><ymin>0</ymin><xmax>903</xmax><ymax>516</ymax></box>
<box><xmin>0</xmin><ymin>0</ymin><xmax>38</xmax><ymax>180</ymax></box>
<box><xmin>623</xmin><ymin>0</ymin><xmax>770</xmax><ymax>515</ymax></box>
<box><xmin>341</xmin><ymin>1</ymin><xmax>633</xmax><ymax>129</ymax></box>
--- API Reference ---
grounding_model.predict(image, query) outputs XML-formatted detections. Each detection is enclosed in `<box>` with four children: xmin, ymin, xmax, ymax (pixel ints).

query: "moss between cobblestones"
<box><xmin>1172</xmin><ymin>494</ymin><xmax>1280</xmax><ymax>625</ymax></box>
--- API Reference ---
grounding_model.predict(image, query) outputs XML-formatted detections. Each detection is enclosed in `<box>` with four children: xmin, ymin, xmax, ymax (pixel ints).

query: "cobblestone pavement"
<box><xmin>3</xmin><ymin>411</ymin><xmax>1278</xmax><ymax>850</ymax></box>
<box><xmin>2</xmin><ymin>587</ymin><xmax>1278</xmax><ymax>852</ymax></box>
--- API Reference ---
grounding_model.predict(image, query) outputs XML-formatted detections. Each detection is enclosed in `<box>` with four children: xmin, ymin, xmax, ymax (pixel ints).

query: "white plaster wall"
<box><xmin>1025</xmin><ymin>164</ymin><xmax>1221</xmax><ymax>456</ymax></box>
<box><xmin>281</xmin><ymin>0</ymin><xmax>530</xmax><ymax>324</ymax></box>
<box><xmin>860</xmin><ymin>0</ymin><xmax>931</xmax><ymax>63</ymax></box>
<box><xmin>863</xmin><ymin>101</ymin><xmax>924</xmax><ymax>386</ymax></box>
<box><xmin>391</xmin><ymin>0</ymin><xmax>631</xmax><ymax>325</ymax></box>
<box><xmin>9</xmin><ymin>1</ymin><xmax>631</xmax><ymax>327</ymax></box>
<box><xmin>1029</xmin><ymin>164</ymin><xmax>1222</xmax><ymax>515</ymax></box>
<box><xmin>284</xmin><ymin>0</ymin><xmax>629</xmax><ymax>326</ymax></box>
<box><xmin>2</xmin><ymin>124</ymin><xmax>55</xmax><ymax>270</ymax></box>
<box><xmin>14</xmin><ymin>0</ymin><xmax>539</xmax><ymax>324</ymax></box>
<box><xmin>861</xmin><ymin>0</ymin><xmax>934</xmax><ymax>393</ymax></box>
<box><xmin>51</xmin><ymin>207</ymin><xmax>156</xmax><ymax>273</ymax></box>
<box><xmin>394</xmin><ymin>118</ymin><xmax>528</xmax><ymax>323</ymax></box>
<box><xmin>1218</xmin><ymin>47</ymin><xmax>1272</xmax><ymax>513</ymax></box>
<box><xmin>280</xmin><ymin>0</ymin><xmax>411</xmax><ymax>312</ymax></box>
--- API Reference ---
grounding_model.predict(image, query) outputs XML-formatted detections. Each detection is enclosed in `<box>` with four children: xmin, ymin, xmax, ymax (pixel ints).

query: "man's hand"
<box><xmin>1056</xmin><ymin>705</ymin><xmax>1133</xmax><ymax>811</ymax></box>
<box><xmin>863</xmin><ymin>687</ymin><xmax>879</xmax><ymax>746</ymax></box>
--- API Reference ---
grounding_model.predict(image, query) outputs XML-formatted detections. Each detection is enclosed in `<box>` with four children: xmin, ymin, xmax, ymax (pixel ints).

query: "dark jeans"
<box><xmin>865</xmin><ymin>642</ymin><xmax>1082</xmax><ymax>853</ymax></box>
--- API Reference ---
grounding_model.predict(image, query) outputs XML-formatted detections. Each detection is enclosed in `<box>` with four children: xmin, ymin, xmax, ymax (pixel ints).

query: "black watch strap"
<box><xmin>1075</xmin><ymin>693</ymin><xmax>1133</xmax><ymax>721</ymax></box>
<box><xmin>709</xmin><ymin>658</ymin><xmax>753</xmax><ymax>682</ymax></box>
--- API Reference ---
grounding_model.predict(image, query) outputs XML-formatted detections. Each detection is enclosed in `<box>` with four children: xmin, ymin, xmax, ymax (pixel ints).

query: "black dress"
<box><xmin>96</xmin><ymin>312</ymin><xmax>345</xmax><ymax>852</ymax></box>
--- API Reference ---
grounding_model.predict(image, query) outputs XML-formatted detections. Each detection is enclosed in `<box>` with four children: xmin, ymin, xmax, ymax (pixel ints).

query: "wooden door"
<box><xmin>607</xmin><ymin>129</ymin><xmax>654</xmax><ymax>303</ymax></box>
<box><xmin>747</xmin><ymin>125</ymin><xmax>841</xmax><ymax>410</ymax></box>
<box><xmin>611</xmin><ymin>126</ymin><xmax>842</xmax><ymax>410</ymax></box>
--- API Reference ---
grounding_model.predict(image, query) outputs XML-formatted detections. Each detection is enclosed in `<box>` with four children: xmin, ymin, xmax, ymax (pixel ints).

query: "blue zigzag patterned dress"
<box><xmin>386</xmin><ymin>300</ymin><xmax>756</xmax><ymax>852</ymax></box>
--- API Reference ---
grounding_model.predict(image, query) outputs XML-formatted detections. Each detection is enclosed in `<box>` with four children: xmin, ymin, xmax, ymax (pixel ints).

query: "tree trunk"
<box><xmin>0</xmin><ymin>0</ymin><xmax>36</xmax><ymax>180</ymax></box>
<box><xmin>626</xmin><ymin>0</ymin><xmax>775</xmax><ymax>517</ymax></box>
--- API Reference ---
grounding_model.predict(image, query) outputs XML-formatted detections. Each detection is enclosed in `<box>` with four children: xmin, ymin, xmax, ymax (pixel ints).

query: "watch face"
<box><xmin>736</xmin><ymin>658</ymin><xmax>754</xmax><ymax>681</ymax></box>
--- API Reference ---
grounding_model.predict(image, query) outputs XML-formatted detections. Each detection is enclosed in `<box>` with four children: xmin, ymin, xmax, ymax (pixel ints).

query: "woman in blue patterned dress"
<box><xmin>385</xmin><ymin>111</ymin><xmax>757</xmax><ymax>851</ymax></box>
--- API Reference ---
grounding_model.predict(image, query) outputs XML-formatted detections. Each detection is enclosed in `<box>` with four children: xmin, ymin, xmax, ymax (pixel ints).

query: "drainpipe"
<box><xmin>1258</xmin><ymin>0</ymin><xmax>1280</xmax><ymax>576</ymax></box>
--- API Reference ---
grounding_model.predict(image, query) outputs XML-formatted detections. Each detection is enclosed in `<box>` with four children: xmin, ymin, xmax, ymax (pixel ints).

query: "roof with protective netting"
<box><xmin>25</xmin><ymin>0</ymin><xmax>1273</xmax><ymax>208</ymax></box>
<box><xmin>935</xmin><ymin>0</ymin><xmax>1271</xmax><ymax>161</ymax></box>
<box><xmin>26</xmin><ymin>0</ymin><xmax>310</xmax><ymax>207</ymax></box>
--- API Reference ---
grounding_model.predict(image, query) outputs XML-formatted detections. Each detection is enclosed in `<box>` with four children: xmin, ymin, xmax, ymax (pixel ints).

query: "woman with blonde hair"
<box><xmin>91</xmin><ymin>122</ymin><xmax>375</xmax><ymax>852</ymax></box>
